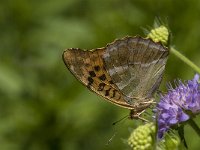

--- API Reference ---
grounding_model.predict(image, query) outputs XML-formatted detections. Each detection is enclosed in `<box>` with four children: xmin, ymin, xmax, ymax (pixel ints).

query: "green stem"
<box><xmin>188</xmin><ymin>119</ymin><xmax>200</xmax><ymax>137</ymax></box>
<box><xmin>170</xmin><ymin>47</ymin><xmax>200</xmax><ymax>74</ymax></box>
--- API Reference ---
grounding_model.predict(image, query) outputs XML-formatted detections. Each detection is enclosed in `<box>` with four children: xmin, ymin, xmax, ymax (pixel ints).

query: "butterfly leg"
<box><xmin>141</xmin><ymin>99</ymin><xmax>156</xmax><ymax>104</ymax></box>
<box><xmin>137</xmin><ymin>112</ymin><xmax>150</xmax><ymax>122</ymax></box>
<box><xmin>143</xmin><ymin>101</ymin><xmax>156</xmax><ymax>104</ymax></box>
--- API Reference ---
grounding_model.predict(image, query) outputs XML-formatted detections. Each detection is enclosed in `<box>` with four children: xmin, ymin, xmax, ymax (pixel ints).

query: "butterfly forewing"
<box><xmin>63</xmin><ymin>36</ymin><xmax>169</xmax><ymax>111</ymax></box>
<box><xmin>63</xmin><ymin>48</ymin><xmax>134</xmax><ymax>109</ymax></box>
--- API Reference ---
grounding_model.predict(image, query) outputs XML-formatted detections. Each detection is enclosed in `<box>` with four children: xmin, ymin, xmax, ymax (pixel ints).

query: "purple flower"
<box><xmin>157</xmin><ymin>74</ymin><xmax>200</xmax><ymax>138</ymax></box>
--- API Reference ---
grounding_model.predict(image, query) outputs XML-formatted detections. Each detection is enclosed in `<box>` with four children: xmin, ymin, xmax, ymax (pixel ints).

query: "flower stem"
<box><xmin>170</xmin><ymin>47</ymin><xmax>200</xmax><ymax>74</ymax></box>
<box><xmin>188</xmin><ymin>119</ymin><xmax>200</xmax><ymax>137</ymax></box>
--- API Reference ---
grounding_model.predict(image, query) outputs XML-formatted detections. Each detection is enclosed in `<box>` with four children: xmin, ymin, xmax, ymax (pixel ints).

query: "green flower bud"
<box><xmin>147</xmin><ymin>25</ymin><xmax>169</xmax><ymax>46</ymax></box>
<box><xmin>128</xmin><ymin>123</ymin><xmax>155</xmax><ymax>150</ymax></box>
<box><xmin>157</xmin><ymin>133</ymin><xmax>181</xmax><ymax>150</ymax></box>
<box><xmin>164</xmin><ymin>133</ymin><xmax>180</xmax><ymax>150</ymax></box>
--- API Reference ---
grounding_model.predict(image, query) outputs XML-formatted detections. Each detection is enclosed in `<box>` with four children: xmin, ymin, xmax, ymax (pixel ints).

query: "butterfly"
<box><xmin>63</xmin><ymin>36</ymin><xmax>169</xmax><ymax>121</ymax></box>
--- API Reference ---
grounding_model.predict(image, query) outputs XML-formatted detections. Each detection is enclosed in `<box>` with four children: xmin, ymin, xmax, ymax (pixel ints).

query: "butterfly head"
<box><xmin>128</xmin><ymin>97</ymin><xmax>154</xmax><ymax>121</ymax></box>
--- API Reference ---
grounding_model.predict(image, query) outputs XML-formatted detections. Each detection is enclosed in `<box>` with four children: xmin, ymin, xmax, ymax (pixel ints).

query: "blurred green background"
<box><xmin>1</xmin><ymin>0</ymin><xmax>200</xmax><ymax>149</ymax></box>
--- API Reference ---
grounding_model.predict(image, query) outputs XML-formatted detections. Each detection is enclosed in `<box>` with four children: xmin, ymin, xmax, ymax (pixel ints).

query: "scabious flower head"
<box><xmin>156</xmin><ymin>74</ymin><xmax>200</xmax><ymax>138</ymax></box>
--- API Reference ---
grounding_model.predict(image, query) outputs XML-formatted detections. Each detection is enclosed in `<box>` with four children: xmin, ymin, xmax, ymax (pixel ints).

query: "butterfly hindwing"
<box><xmin>62</xmin><ymin>48</ymin><xmax>133</xmax><ymax>109</ymax></box>
<box><xmin>103</xmin><ymin>36</ymin><xmax>169</xmax><ymax>102</ymax></box>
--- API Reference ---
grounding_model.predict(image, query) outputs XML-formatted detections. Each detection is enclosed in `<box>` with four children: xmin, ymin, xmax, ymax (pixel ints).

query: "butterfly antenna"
<box><xmin>112</xmin><ymin>115</ymin><xmax>129</xmax><ymax>126</ymax></box>
<box><xmin>106</xmin><ymin>115</ymin><xmax>129</xmax><ymax>145</ymax></box>
<box><xmin>106</xmin><ymin>131</ymin><xmax>117</xmax><ymax>145</ymax></box>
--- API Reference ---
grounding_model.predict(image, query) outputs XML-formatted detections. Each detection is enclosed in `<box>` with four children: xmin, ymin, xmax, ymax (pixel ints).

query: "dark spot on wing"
<box><xmin>99</xmin><ymin>74</ymin><xmax>106</xmax><ymax>81</ymax></box>
<box><xmin>111</xmin><ymin>90</ymin><xmax>116</xmax><ymax>98</ymax></box>
<box><xmin>89</xmin><ymin>71</ymin><xmax>96</xmax><ymax>77</ymax></box>
<box><xmin>109</xmin><ymin>80</ymin><xmax>114</xmax><ymax>84</ymax></box>
<box><xmin>98</xmin><ymin>83</ymin><xmax>105</xmax><ymax>91</ymax></box>
<box><xmin>105</xmin><ymin>88</ymin><xmax>111</xmax><ymax>96</ymax></box>
<box><xmin>87</xmin><ymin>77</ymin><xmax>94</xmax><ymax>87</ymax></box>
<box><xmin>94</xmin><ymin>65</ymin><xmax>100</xmax><ymax>71</ymax></box>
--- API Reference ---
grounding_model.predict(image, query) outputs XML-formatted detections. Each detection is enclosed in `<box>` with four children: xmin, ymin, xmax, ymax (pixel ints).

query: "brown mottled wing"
<box><xmin>103</xmin><ymin>36</ymin><xmax>169</xmax><ymax>104</ymax></box>
<box><xmin>62</xmin><ymin>48</ymin><xmax>133</xmax><ymax>109</ymax></box>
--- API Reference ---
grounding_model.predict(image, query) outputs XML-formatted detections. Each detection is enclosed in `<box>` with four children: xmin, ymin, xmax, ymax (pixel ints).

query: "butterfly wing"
<box><xmin>103</xmin><ymin>36</ymin><xmax>169</xmax><ymax>103</ymax></box>
<box><xmin>62</xmin><ymin>48</ymin><xmax>134</xmax><ymax>109</ymax></box>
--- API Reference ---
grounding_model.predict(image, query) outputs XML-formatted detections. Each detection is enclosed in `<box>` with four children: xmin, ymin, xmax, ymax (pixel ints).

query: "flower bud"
<box><xmin>128</xmin><ymin>123</ymin><xmax>155</xmax><ymax>150</ymax></box>
<box><xmin>147</xmin><ymin>25</ymin><xmax>169</xmax><ymax>46</ymax></box>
